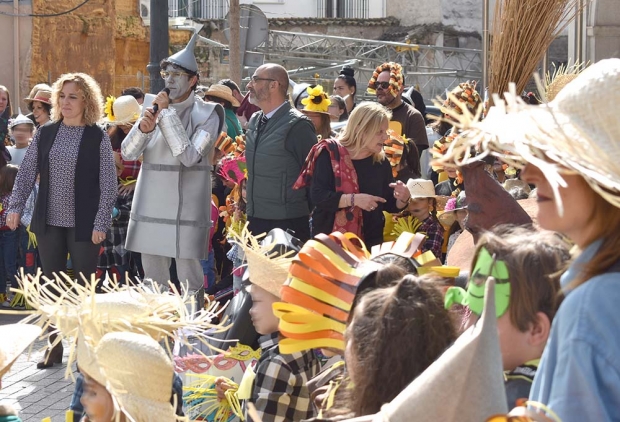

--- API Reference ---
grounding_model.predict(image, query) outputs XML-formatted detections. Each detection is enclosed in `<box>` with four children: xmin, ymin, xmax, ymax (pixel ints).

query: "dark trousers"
<box><xmin>0</xmin><ymin>229</ymin><xmax>18</xmax><ymax>294</ymax></box>
<box><xmin>248</xmin><ymin>215</ymin><xmax>310</xmax><ymax>243</ymax></box>
<box><xmin>37</xmin><ymin>226</ymin><xmax>100</xmax><ymax>281</ymax></box>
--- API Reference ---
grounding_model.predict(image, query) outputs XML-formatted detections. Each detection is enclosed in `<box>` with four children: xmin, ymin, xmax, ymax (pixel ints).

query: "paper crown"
<box><xmin>441</xmin><ymin>81</ymin><xmax>483</xmax><ymax>116</ymax></box>
<box><xmin>367</xmin><ymin>62</ymin><xmax>404</xmax><ymax>96</ymax></box>
<box><xmin>218</xmin><ymin>155</ymin><xmax>247</xmax><ymax>185</ymax></box>
<box><xmin>273</xmin><ymin>231</ymin><xmax>446</xmax><ymax>354</ymax></box>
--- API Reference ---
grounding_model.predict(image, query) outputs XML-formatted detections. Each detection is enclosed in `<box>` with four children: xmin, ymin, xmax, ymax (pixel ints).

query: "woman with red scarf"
<box><xmin>295</xmin><ymin>102</ymin><xmax>411</xmax><ymax>247</ymax></box>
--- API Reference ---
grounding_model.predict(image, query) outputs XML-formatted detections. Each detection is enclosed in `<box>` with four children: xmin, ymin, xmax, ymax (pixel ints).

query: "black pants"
<box><xmin>37</xmin><ymin>226</ymin><xmax>100</xmax><ymax>281</ymax></box>
<box><xmin>247</xmin><ymin>216</ymin><xmax>310</xmax><ymax>243</ymax></box>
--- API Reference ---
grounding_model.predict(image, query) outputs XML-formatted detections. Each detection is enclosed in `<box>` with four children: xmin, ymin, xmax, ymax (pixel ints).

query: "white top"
<box><xmin>7</xmin><ymin>145</ymin><xmax>28</xmax><ymax>166</ymax></box>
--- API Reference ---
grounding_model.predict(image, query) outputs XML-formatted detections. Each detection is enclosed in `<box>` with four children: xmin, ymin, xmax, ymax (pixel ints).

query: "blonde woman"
<box><xmin>294</xmin><ymin>102</ymin><xmax>411</xmax><ymax>247</ymax></box>
<box><xmin>6</xmin><ymin>73</ymin><xmax>117</xmax><ymax>368</ymax></box>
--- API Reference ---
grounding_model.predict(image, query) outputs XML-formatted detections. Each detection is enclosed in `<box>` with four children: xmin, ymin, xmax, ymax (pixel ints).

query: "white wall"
<box><xmin>0</xmin><ymin>2</ymin><xmax>33</xmax><ymax>114</ymax></box>
<box><xmin>241</xmin><ymin>0</ymin><xmax>385</xmax><ymax>19</ymax></box>
<box><xmin>387</xmin><ymin>0</ymin><xmax>442</xmax><ymax>26</ymax></box>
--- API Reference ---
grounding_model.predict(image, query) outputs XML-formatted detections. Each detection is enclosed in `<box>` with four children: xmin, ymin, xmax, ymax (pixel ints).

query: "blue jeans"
<box><xmin>0</xmin><ymin>229</ymin><xmax>18</xmax><ymax>294</ymax></box>
<box><xmin>200</xmin><ymin>250</ymin><xmax>215</xmax><ymax>289</ymax></box>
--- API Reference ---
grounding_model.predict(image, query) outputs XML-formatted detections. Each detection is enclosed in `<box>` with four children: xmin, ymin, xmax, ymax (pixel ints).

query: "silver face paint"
<box><xmin>163</xmin><ymin>64</ymin><xmax>192</xmax><ymax>101</ymax></box>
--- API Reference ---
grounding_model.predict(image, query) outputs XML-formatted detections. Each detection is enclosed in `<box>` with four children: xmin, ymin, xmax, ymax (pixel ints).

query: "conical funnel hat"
<box><xmin>167</xmin><ymin>29</ymin><xmax>200</xmax><ymax>73</ymax></box>
<box><xmin>344</xmin><ymin>277</ymin><xmax>508</xmax><ymax>421</ymax></box>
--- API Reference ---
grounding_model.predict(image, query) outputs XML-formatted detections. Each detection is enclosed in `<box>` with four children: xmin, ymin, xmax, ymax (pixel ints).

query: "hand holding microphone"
<box><xmin>140</xmin><ymin>88</ymin><xmax>170</xmax><ymax>133</ymax></box>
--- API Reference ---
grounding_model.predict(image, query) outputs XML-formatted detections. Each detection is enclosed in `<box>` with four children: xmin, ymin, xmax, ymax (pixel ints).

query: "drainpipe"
<box><xmin>481</xmin><ymin>0</ymin><xmax>489</xmax><ymax>99</ymax></box>
<box><xmin>14</xmin><ymin>0</ymin><xmax>19</xmax><ymax>113</ymax></box>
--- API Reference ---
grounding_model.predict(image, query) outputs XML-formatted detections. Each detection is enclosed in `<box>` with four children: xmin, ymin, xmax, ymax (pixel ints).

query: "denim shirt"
<box><xmin>530</xmin><ymin>239</ymin><xmax>620</xmax><ymax>421</ymax></box>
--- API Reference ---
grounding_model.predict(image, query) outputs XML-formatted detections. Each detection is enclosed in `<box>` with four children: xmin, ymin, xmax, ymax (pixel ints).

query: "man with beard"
<box><xmin>121</xmin><ymin>31</ymin><xmax>224</xmax><ymax>309</ymax></box>
<box><xmin>245</xmin><ymin>63</ymin><xmax>317</xmax><ymax>242</ymax></box>
<box><xmin>369</xmin><ymin>62</ymin><xmax>428</xmax><ymax>157</ymax></box>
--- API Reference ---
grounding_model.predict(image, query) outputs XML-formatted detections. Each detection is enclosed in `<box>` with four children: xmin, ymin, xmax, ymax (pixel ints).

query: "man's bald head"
<box><xmin>261</xmin><ymin>63</ymin><xmax>289</xmax><ymax>98</ymax></box>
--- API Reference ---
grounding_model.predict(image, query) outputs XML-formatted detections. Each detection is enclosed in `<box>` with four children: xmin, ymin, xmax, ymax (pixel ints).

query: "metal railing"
<box><xmin>255</xmin><ymin>30</ymin><xmax>482</xmax><ymax>102</ymax></box>
<box><xmin>169</xmin><ymin>0</ymin><xmax>228</xmax><ymax>20</ymax></box>
<box><xmin>316</xmin><ymin>0</ymin><xmax>369</xmax><ymax>19</ymax></box>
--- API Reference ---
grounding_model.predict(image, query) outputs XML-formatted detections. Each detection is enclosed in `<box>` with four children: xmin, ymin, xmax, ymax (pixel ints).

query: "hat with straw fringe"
<box><xmin>11</xmin><ymin>271</ymin><xmax>229</xmax><ymax>421</ymax></box>
<box><xmin>433</xmin><ymin>58</ymin><xmax>620</xmax><ymax>215</ymax></box>
<box><xmin>0</xmin><ymin>324</ymin><xmax>42</xmax><ymax>378</ymax></box>
<box><xmin>229</xmin><ymin>225</ymin><xmax>297</xmax><ymax>298</ymax></box>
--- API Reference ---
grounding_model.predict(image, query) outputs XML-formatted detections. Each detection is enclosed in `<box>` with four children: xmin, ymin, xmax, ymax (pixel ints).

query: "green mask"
<box><xmin>444</xmin><ymin>246</ymin><xmax>511</xmax><ymax>317</ymax></box>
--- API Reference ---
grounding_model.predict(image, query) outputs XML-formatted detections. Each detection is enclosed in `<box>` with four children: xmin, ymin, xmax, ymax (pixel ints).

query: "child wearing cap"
<box><xmin>7</xmin><ymin>115</ymin><xmax>34</xmax><ymax>166</ymax></box>
<box><xmin>445</xmin><ymin>225</ymin><xmax>570</xmax><ymax>408</ymax></box>
<box><xmin>216</xmin><ymin>228</ymin><xmax>321</xmax><ymax>422</ymax></box>
<box><xmin>405</xmin><ymin>179</ymin><xmax>444</xmax><ymax>258</ymax></box>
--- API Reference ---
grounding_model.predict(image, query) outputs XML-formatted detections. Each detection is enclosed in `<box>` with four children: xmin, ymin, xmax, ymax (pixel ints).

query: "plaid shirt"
<box><xmin>246</xmin><ymin>333</ymin><xmax>321</xmax><ymax>422</ymax></box>
<box><xmin>419</xmin><ymin>215</ymin><xmax>444</xmax><ymax>259</ymax></box>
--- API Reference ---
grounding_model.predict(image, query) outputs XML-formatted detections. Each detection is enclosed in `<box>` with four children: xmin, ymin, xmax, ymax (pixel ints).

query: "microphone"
<box><xmin>152</xmin><ymin>88</ymin><xmax>170</xmax><ymax>113</ymax></box>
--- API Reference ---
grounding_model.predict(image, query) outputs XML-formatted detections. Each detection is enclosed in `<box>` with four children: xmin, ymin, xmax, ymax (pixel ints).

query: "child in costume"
<box><xmin>445</xmin><ymin>225</ymin><xmax>570</xmax><ymax>408</ymax></box>
<box><xmin>439</xmin><ymin>191</ymin><xmax>467</xmax><ymax>257</ymax></box>
<box><xmin>216</xmin><ymin>227</ymin><xmax>321</xmax><ymax>422</ymax></box>
<box><xmin>404</xmin><ymin>179</ymin><xmax>444</xmax><ymax>258</ymax></box>
<box><xmin>0</xmin><ymin>165</ymin><xmax>19</xmax><ymax>307</ymax></box>
<box><xmin>13</xmin><ymin>272</ymin><xmax>223</xmax><ymax>422</ymax></box>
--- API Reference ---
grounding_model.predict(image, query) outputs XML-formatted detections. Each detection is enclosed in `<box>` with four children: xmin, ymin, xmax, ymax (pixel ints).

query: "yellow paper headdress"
<box><xmin>301</xmin><ymin>85</ymin><xmax>332</xmax><ymax>113</ymax></box>
<box><xmin>104</xmin><ymin>95</ymin><xmax>116</xmax><ymax>122</ymax></box>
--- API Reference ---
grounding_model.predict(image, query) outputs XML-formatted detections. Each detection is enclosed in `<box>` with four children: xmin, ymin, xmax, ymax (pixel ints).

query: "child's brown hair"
<box><xmin>472</xmin><ymin>225</ymin><xmax>571</xmax><ymax>332</ymax></box>
<box><xmin>0</xmin><ymin>164</ymin><xmax>18</xmax><ymax>196</ymax></box>
<box><xmin>342</xmin><ymin>275</ymin><xmax>456</xmax><ymax>416</ymax></box>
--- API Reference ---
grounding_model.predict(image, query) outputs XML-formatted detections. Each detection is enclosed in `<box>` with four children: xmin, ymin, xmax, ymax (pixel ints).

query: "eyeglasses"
<box><xmin>375</xmin><ymin>81</ymin><xmax>391</xmax><ymax>91</ymax></box>
<box><xmin>250</xmin><ymin>76</ymin><xmax>276</xmax><ymax>84</ymax></box>
<box><xmin>160</xmin><ymin>70</ymin><xmax>191</xmax><ymax>79</ymax></box>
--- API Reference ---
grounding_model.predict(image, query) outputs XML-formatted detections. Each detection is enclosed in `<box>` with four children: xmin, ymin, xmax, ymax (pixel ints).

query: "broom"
<box><xmin>488</xmin><ymin>0</ymin><xmax>588</xmax><ymax>104</ymax></box>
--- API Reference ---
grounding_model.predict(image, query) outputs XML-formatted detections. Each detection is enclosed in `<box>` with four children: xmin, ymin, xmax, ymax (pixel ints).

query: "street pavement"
<box><xmin>0</xmin><ymin>311</ymin><xmax>78</xmax><ymax>422</ymax></box>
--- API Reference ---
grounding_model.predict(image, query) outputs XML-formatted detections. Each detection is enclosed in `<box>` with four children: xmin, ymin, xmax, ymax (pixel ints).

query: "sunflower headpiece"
<box><xmin>104</xmin><ymin>95</ymin><xmax>116</xmax><ymax>122</ymax></box>
<box><xmin>301</xmin><ymin>85</ymin><xmax>331</xmax><ymax>113</ymax></box>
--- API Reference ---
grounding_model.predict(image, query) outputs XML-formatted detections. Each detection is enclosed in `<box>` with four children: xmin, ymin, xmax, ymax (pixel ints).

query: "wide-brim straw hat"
<box><xmin>106</xmin><ymin>95</ymin><xmax>142</xmax><ymax>125</ymax></box>
<box><xmin>0</xmin><ymin>324</ymin><xmax>42</xmax><ymax>378</ymax></box>
<box><xmin>342</xmin><ymin>278</ymin><xmax>507</xmax><ymax>421</ymax></box>
<box><xmin>24</xmin><ymin>89</ymin><xmax>52</xmax><ymax>105</ymax></box>
<box><xmin>231</xmin><ymin>225</ymin><xmax>297</xmax><ymax>299</ymax></box>
<box><xmin>435</xmin><ymin>59</ymin><xmax>620</xmax><ymax>215</ymax></box>
<box><xmin>83</xmin><ymin>331</ymin><xmax>178</xmax><ymax>422</ymax></box>
<box><xmin>406</xmin><ymin>178</ymin><xmax>437</xmax><ymax>199</ymax></box>
<box><xmin>205</xmin><ymin>84</ymin><xmax>240</xmax><ymax>107</ymax></box>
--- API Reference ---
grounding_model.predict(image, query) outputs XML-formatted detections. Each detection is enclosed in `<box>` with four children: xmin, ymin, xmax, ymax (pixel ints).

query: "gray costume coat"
<box><xmin>121</xmin><ymin>94</ymin><xmax>224</xmax><ymax>259</ymax></box>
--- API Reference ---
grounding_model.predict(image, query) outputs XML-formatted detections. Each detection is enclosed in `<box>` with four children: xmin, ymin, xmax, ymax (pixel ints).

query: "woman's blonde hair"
<box><xmin>338</xmin><ymin>101</ymin><xmax>391</xmax><ymax>163</ymax></box>
<box><xmin>0</xmin><ymin>85</ymin><xmax>13</xmax><ymax>117</ymax></box>
<box><xmin>51</xmin><ymin>73</ymin><xmax>104</xmax><ymax>126</ymax></box>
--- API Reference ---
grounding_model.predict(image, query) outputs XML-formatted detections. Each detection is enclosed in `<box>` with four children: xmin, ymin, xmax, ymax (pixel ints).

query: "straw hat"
<box><xmin>436</xmin><ymin>58</ymin><xmax>620</xmax><ymax>214</ymax></box>
<box><xmin>438</xmin><ymin>190</ymin><xmax>468</xmax><ymax>226</ymax></box>
<box><xmin>503</xmin><ymin>178</ymin><xmax>531</xmax><ymax>194</ymax></box>
<box><xmin>105</xmin><ymin>95</ymin><xmax>142</xmax><ymax>125</ymax></box>
<box><xmin>231</xmin><ymin>226</ymin><xmax>299</xmax><ymax>298</ymax></box>
<box><xmin>205</xmin><ymin>84</ymin><xmax>240</xmax><ymax>107</ymax></box>
<box><xmin>406</xmin><ymin>179</ymin><xmax>436</xmax><ymax>199</ymax></box>
<box><xmin>24</xmin><ymin>89</ymin><xmax>52</xmax><ymax>105</ymax></box>
<box><xmin>343</xmin><ymin>278</ymin><xmax>507</xmax><ymax>421</ymax></box>
<box><xmin>0</xmin><ymin>324</ymin><xmax>42</xmax><ymax>378</ymax></box>
<box><xmin>89</xmin><ymin>332</ymin><xmax>177</xmax><ymax>422</ymax></box>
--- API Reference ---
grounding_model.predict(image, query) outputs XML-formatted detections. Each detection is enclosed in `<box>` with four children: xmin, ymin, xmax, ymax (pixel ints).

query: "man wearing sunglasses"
<box><xmin>245</xmin><ymin>63</ymin><xmax>317</xmax><ymax>242</ymax></box>
<box><xmin>121</xmin><ymin>31</ymin><xmax>224</xmax><ymax>311</ymax></box>
<box><xmin>369</xmin><ymin>62</ymin><xmax>428</xmax><ymax>160</ymax></box>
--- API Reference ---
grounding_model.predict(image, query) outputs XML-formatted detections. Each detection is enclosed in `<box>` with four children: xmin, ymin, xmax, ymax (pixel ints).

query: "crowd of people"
<box><xmin>0</xmin><ymin>27</ymin><xmax>618</xmax><ymax>422</ymax></box>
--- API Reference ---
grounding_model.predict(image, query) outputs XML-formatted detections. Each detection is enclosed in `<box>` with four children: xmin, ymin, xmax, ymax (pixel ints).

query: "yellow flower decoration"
<box><xmin>104</xmin><ymin>95</ymin><xmax>116</xmax><ymax>121</ymax></box>
<box><xmin>301</xmin><ymin>85</ymin><xmax>331</xmax><ymax>113</ymax></box>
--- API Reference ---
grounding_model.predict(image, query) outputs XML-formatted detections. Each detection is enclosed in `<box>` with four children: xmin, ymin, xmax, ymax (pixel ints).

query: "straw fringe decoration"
<box><xmin>229</xmin><ymin>224</ymin><xmax>296</xmax><ymax>298</ymax></box>
<box><xmin>10</xmin><ymin>270</ymin><xmax>232</xmax><ymax>379</ymax></box>
<box><xmin>488</xmin><ymin>0</ymin><xmax>587</xmax><ymax>105</ymax></box>
<box><xmin>538</xmin><ymin>62</ymin><xmax>586</xmax><ymax>103</ymax></box>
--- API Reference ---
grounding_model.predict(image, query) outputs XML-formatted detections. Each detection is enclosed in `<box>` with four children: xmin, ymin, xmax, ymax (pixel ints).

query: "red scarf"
<box><xmin>294</xmin><ymin>139</ymin><xmax>363</xmax><ymax>237</ymax></box>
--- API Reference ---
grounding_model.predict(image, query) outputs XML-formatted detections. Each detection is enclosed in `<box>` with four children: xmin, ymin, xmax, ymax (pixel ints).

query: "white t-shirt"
<box><xmin>7</xmin><ymin>145</ymin><xmax>28</xmax><ymax>166</ymax></box>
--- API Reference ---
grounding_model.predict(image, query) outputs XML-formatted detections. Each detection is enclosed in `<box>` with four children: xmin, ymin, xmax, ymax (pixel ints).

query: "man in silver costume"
<box><xmin>121</xmin><ymin>32</ymin><xmax>224</xmax><ymax>309</ymax></box>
